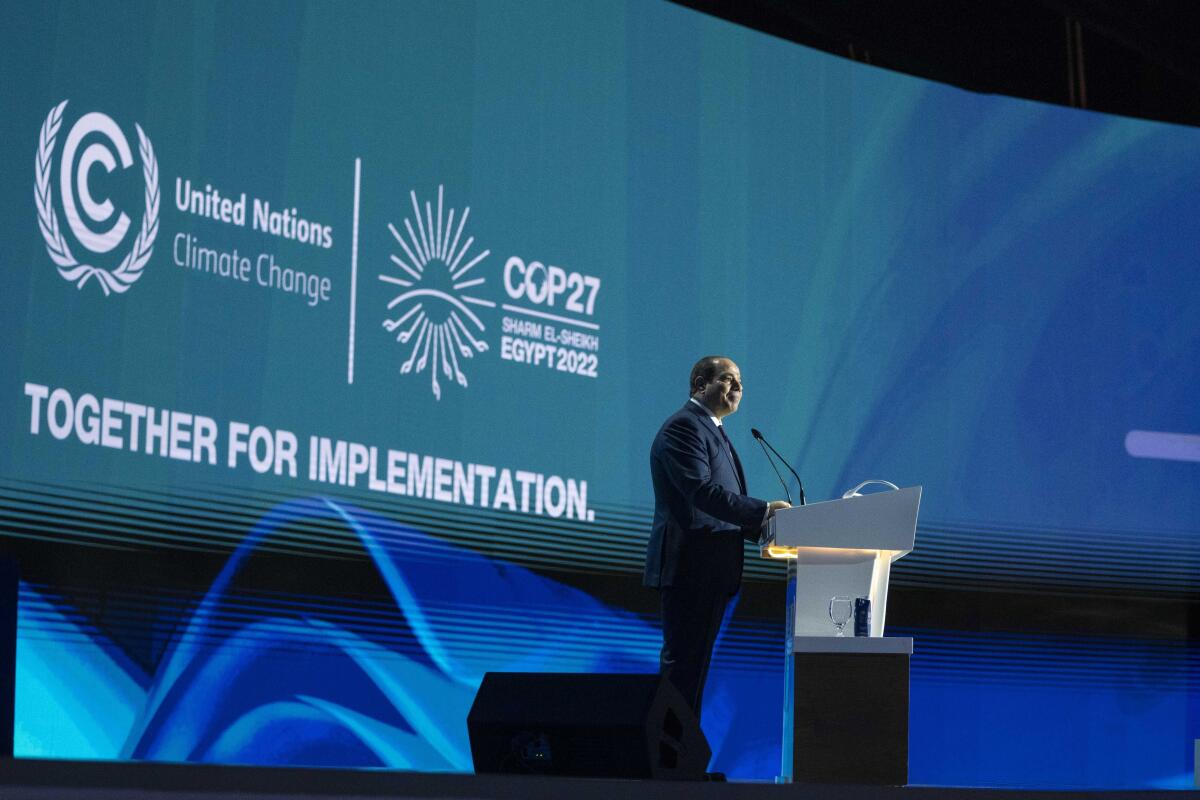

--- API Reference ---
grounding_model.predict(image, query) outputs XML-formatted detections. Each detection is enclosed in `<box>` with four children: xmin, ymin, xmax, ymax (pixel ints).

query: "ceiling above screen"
<box><xmin>674</xmin><ymin>0</ymin><xmax>1200</xmax><ymax>128</ymax></box>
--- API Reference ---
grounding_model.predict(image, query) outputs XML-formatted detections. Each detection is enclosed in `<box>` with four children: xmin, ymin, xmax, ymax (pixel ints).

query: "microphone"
<box><xmin>750</xmin><ymin>427</ymin><xmax>806</xmax><ymax>506</ymax></box>
<box><xmin>750</xmin><ymin>428</ymin><xmax>791</xmax><ymax>506</ymax></box>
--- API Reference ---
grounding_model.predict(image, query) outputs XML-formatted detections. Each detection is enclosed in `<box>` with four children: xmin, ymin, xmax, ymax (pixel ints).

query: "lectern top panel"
<box><xmin>769</xmin><ymin>485</ymin><xmax>920</xmax><ymax>552</ymax></box>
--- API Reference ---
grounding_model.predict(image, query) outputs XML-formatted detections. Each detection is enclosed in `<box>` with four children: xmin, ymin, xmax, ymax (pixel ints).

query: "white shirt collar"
<box><xmin>689</xmin><ymin>397</ymin><xmax>722</xmax><ymax>427</ymax></box>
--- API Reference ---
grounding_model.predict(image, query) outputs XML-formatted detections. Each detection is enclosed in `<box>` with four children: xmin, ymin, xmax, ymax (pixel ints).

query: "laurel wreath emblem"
<box><xmin>35</xmin><ymin>100</ymin><xmax>159</xmax><ymax>294</ymax></box>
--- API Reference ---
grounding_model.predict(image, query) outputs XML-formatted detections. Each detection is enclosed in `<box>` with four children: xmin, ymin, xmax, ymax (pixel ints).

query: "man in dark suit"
<box><xmin>644</xmin><ymin>355</ymin><xmax>790</xmax><ymax>719</ymax></box>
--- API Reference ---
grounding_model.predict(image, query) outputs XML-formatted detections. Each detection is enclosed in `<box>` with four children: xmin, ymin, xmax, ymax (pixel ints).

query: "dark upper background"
<box><xmin>675</xmin><ymin>0</ymin><xmax>1200</xmax><ymax>129</ymax></box>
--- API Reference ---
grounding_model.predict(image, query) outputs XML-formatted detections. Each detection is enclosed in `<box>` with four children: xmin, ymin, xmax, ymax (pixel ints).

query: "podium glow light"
<box><xmin>763</xmin><ymin>546</ymin><xmax>799</xmax><ymax>559</ymax></box>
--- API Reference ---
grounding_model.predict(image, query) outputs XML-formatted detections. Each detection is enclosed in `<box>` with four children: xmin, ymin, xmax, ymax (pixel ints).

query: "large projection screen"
<box><xmin>1</xmin><ymin>0</ymin><xmax>1197</xmax><ymax>789</ymax></box>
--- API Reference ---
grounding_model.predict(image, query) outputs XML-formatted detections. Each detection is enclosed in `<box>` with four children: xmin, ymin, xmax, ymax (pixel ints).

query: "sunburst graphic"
<box><xmin>380</xmin><ymin>185</ymin><xmax>496</xmax><ymax>400</ymax></box>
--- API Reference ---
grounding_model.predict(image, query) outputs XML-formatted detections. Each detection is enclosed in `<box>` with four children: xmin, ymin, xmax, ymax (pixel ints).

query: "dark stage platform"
<box><xmin>0</xmin><ymin>759</ymin><xmax>1191</xmax><ymax>800</ymax></box>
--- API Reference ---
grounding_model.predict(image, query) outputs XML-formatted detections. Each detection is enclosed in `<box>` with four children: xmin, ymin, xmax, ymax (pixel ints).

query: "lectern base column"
<box><xmin>785</xmin><ymin>639</ymin><xmax>910</xmax><ymax>786</ymax></box>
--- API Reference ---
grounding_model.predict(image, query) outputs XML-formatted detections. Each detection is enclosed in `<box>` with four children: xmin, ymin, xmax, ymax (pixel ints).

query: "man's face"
<box><xmin>695</xmin><ymin>358</ymin><xmax>743</xmax><ymax>419</ymax></box>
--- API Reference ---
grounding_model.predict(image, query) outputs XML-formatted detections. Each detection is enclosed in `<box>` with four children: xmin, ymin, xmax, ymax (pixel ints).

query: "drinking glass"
<box><xmin>828</xmin><ymin>596</ymin><xmax>853</xmax><ymax>637</ymax></box>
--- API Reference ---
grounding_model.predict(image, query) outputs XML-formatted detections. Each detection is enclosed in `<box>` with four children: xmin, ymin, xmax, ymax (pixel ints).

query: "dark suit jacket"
<box><xmin>643</xmin><ymin>401</ymin><xmax>768</xmax><ymax>596</ymax></box>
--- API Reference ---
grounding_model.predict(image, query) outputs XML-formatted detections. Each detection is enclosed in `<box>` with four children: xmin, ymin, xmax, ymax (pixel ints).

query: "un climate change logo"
<box><xmin>35</xmin><ymin>100</ymin><xmax>159</xmax><ymax>294</ymax></box>
<box><xmin>380</xmin><ymin>186</ymin><xmax>496</xmax><ymax>400</ymax></box>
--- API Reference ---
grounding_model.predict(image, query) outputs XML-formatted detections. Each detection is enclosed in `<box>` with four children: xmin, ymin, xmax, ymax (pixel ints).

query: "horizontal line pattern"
<box><xmin>895</xmin><ymin>519</ymin><xmax>1200</xmax><ymax>593</ymax></box>
<box><xmin>728</xmin><ymin>627</ymin><xmax>1200</xmax><ymax>691</ymax></box>
<box><xmin>18</xmin><ymin>581</ymin><xmax>666</xmax><ymax>667</ymax></box>
<box><xmin>22</xmin><ymin>582</ymin><xmax>1196</xmax><ymax>692</ymax></box>
<box><xmin>0</xmin><ymin>477</ymin><xmax>659</xmax><ymax>575</ymax></box>
<box><xmin>1</xmin><ymin>477</ymin><xmax>1197</xmax><ymax>594</ymax></box>
<box><xmin>895</xmin><ymin>627</ymin><xmax>1200</xmax><ymax>690</ymax></box>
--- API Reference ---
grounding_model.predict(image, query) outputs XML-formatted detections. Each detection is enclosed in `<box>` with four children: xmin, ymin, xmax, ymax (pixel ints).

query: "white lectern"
<box><xmin>762</xmin><ymin>484</ymin><xmax>920</xmax><ymax>785</ymax></box>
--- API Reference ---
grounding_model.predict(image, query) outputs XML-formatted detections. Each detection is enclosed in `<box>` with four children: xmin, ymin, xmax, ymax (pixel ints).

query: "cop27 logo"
<box><xmin>380</xmin><ymin>186</ymin><xmax>496</xmax><ymax>400</ymax></box>
<box><xmin>35</xmin><ymin>100</ymin><xmax>159</xmax><ymax>294</ymax></box>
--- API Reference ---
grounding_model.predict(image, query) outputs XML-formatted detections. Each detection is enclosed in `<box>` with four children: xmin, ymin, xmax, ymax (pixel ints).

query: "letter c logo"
<box><xmin>59</xmin><ymin>112</ymin><xmax>133</xmax><ymax>254</ymax></box>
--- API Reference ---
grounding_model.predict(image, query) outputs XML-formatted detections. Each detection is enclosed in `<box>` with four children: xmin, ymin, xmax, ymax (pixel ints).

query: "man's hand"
<box><xmin>767</xmin><ymin>500</ymin><xmax>791</xmax><ymax>517</ymax></box>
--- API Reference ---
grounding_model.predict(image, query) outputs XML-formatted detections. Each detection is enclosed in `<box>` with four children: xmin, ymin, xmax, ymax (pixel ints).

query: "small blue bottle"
<box><xmin>853</xmin><ymin>597</ymin><xmax>871</xmax><ymax>636</ymax></box>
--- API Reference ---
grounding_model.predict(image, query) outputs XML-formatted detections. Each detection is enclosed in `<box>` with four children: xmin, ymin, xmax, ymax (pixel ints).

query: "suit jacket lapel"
<box><xmin>684</xmin><ymin>402</ymin><xmax>747</xmax><ymax>495</ymax></box>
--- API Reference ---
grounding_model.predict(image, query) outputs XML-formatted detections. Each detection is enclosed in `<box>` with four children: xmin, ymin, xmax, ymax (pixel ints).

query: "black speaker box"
<box><xmin>467</xmin><ymin>672</ymin><xmax>710</xmax><ymax>780</ymax></box>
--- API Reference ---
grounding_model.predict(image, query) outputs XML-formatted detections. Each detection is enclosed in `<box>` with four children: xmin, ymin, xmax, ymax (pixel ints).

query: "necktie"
<box><xmin>716</xmin><ymin>425</ymin><xmax>747</xmax><ymax>493</ymax></box>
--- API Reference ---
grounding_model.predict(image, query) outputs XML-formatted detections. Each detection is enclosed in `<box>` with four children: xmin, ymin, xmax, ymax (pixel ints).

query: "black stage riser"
<box><xmin>0</xmin><ymin>759</ymin><xmax>1191</xmax><ymax>800</ymax></box>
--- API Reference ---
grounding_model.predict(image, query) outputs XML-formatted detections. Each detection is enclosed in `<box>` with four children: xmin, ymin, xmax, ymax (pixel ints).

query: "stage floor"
<box><xmin>0</xmin><ymin>759</ymin><xmax>1191</xmax><ymax>800</ymax></box>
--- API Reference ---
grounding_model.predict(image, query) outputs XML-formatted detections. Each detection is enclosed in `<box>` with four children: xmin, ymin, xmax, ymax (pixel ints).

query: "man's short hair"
<box><xmin>690</xmin><ymin>355</ymin><xmax>730</xmax><ymax>394</ymax></box>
